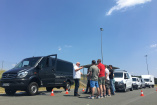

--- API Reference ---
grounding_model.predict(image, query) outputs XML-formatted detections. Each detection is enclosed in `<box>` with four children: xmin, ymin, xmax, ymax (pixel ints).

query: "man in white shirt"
<box><xmin>73</xmin><ymin>62</ymin><xmax>83</xmax><ymax>96</ymax></box>
<box><xmin>105</xmin><ymin>67</ymin><xmax>111</xmax><ymax>97</ymax></box>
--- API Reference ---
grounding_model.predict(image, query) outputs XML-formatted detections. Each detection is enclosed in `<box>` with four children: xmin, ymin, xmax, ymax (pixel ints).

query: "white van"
<box><xmin>114</xmin><ymin>70</ymin><xmax>133</xmax><ymax>92</ymax></box>
<box><xmin>132</xmin><ymin>77</ymin><xmax>142</xmax><ymax>89</ymax></box>
<box><xmin>141</xmin><ymin>75</ymin><xmax>155</xmax><ymax>88</ymax></box>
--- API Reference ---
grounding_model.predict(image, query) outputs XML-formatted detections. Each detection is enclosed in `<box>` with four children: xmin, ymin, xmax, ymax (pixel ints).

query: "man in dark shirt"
<box><xmin>109</xmin><ymin>65</ymin><xmax>115</xmax><ymax>95</ymax></box>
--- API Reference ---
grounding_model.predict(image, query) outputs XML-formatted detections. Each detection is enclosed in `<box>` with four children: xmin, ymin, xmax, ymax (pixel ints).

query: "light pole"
<box><xmin>145</xmin><ymin>55</ymin><xmax>149</xmax><ymax>75</ymax></box>
<box><xmin>100</xmin><ymin>28</ymin><xmax>103</xmax><ymax>64</ymax></box>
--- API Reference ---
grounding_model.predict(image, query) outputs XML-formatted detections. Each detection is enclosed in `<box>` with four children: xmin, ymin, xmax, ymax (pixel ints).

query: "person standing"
<box><xmin>89</xmin><ymin>60</ymin><xmax>100</xmax><ymax>99</ymax></box>
<box><xmin>109</xmin><ymin>65</ymin><xmax>115</xmax><ymax>95</ymax></box>
<box><xmin>73</xmin><ymin>62</ymin><xmax>83</xmax><ymax>96</ymax></box>
<box><xmin>105</xmin><ymin>66</ymin><xmax>111</xmax><ymax>97</ymax></box>
<box><xmin>97</xmin><ymin>59</ymin><xmax>106</xmax><ymax>98</ymax></box>
<box><xmin>85</xmin><ymin>68</ymin><xmax>91</xmax><ymax>93</ymax></box>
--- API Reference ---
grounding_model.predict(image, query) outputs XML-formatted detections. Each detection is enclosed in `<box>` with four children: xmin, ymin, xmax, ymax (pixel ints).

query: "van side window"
<box><xmin>127</xmin><ymin>73</ymin><xmax>130</xmax><ymax>79</ymax></box>
<box><xmin>124</xmin><ymin>73</ymin><xmax>127</xmax><ymax>79</ymax></box>
<box><xmin>40</xmin><ymin>57</ymin><xmax>48</xmax><ymax>68</ymax></box>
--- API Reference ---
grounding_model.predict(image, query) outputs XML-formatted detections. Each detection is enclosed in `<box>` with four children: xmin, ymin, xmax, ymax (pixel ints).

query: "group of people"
<box><xmin>73</xmin><ymin>59</ymin><xmax>115</xmax><ymax>99</ymax></box>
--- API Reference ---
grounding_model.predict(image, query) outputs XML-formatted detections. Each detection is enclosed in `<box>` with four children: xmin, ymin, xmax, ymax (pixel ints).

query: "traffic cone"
<box><xmin>65</xmin><ymin>89</ymin><xmax>69</xmax><ymax>94</ymax></box>
<box><xmin>156</xmin><ymin>88</ymin><xmax>157</xmax><ymax>91</ymax></box>
<box><xmin>140</xmin><ymin>90</ymin><xmax>144</xmax><ymax>96</ymax></box>
<box><xmin>82</xmin><ymin>88</ymin><xmax>85</xmax><ymax>92</ymax></box>
<box><xmin>50</xmin><ymin>89</ymin><xmax>55</xmax><ymax>96</ymax></box>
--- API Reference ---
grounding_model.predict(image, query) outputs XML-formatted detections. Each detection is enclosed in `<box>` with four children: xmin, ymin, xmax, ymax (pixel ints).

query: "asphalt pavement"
<box><xmin>0</xmin><ymin>87</ymin><xmax>157</xmax><ymax>105</ymax></box>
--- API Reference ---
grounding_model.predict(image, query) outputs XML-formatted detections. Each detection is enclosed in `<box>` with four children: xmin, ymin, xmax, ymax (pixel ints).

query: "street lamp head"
<box><xmin>100</xmin><ymin>28</ymin><xmax>103</xmax><ymax>31</ymax></box>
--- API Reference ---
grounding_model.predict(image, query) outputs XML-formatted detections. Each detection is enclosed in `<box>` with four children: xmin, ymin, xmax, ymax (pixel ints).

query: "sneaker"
<box><xmin>100</xmin><ymin>96</ymin><xmax>104</xmax><ymax>99</ymax></box>
<box><xmin>103</xmin><ymin>95</ymin><xmax>107</xmax><ymax>98</ymax></box>
<box><xmin>88</xmin><ymin>96</ymin><xmax>94</xmax><ymax>99</ymax></box>
<box><xmin>97</xmin><ymin>96</ymin><xmax>100</xmax><ymax>99</ymax></box>
<box><xmin>107</xmin><ymin>95</ymin><xmax>111</xmax><ymax>97</ymax></box>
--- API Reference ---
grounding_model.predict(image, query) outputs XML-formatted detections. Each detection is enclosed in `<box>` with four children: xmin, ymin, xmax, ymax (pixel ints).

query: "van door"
<box><xmin>38</xmin><ymin>56</ymin><xmax>56</xmax><ymax>86</ymax></box>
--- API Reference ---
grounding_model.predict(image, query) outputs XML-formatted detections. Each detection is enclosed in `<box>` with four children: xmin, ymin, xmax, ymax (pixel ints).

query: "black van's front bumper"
<box><xmin>0</xmin><ymin>78</ymin><xmax>29</xmax><ymax>90</ymax></box>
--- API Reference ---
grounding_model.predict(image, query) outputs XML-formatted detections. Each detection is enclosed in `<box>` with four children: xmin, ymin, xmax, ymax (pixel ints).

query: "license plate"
<box><xmin>3</xmin><ymin>83</ymin><xmax>10</xmax><ymax>86</ymax></box>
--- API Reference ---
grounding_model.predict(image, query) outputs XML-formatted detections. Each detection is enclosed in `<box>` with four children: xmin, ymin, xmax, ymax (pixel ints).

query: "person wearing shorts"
<box><xmin>89</xmin><ymin>60</ymin><xmax>100</xmax><ymax>99</ymax></box>
<box><xmin>97</xmin><ymin>59</ymin><xmax>106</xmax><ymax>98</ymax></box>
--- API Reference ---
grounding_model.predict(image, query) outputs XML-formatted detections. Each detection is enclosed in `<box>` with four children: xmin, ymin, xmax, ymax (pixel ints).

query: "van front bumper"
<box><xmin>115</xmin><ymin>83</ymin><xmax>125</xmax><ymax>90</ymax></box>
<box><xmin>0</xmin><ymin>78</ymin><xmax>29</xmax><ymax>90</ymax></box>
<box><xmin>133</xmin><ymin>84</ymin><xmax>138</xmax><ymax>89</ymax></box>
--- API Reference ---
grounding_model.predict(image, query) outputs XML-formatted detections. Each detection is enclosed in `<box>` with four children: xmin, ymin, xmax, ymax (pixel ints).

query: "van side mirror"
<box><xmin>150</xmin><ymin>80</ymin><xmax>152</xmax><ymax>82</ymax></box>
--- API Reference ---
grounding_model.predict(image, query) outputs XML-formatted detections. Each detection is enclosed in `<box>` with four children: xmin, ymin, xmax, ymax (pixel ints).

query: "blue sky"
<box><xmin>0</xmin><ymin>0</ymin><xmax>157</xmax><ymax>77</ymax></box>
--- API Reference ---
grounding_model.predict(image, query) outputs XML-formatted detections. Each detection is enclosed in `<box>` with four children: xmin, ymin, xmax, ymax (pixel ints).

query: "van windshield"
<box><xmin>14</xmin><ymin>57</ymin><xmax>41</xmax><ymax>68</ymax></box>
<box><xmin>132</xmin><ymin>78</ymin><xmax>137</xmax><ymax>81</ymax></box>
<box><xmin>144</xmin><ymin>79</ymin><xmax>150</xmax><ymax>82</ymax></box>
<box><xmin>114</xmin><ymin>73</ymin><xmax>123</xmax><ymax>78</ymax></box>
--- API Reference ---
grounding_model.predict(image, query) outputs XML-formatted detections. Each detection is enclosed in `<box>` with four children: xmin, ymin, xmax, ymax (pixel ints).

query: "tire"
<box><xmin>152</xmin><ymin>85</ymin><xmax>154</xmax><ymax>88</ymax></box>
<box><xmin>140</xmin><ymin>85</ymin><xmax>142</xmax><ymax>89</ymax></box>
<box><xmin>130</xmin><ymin>85</ymin><xmax>133</xmax><ymax>91</ymax></box>
<box><xmin>5</xmin><ymin>89</ymin><xmax>16</xmax><ymax>96</ymax></box>
<box><xmin>136</xmin><ymin>86</ymin><xmax>139</xmax><ymax>90</ymax></box>
<box><xmin>46</xmin><ymin>87</ymin><xmax>53</xmax><ymax>92</ymax></box>
<box><xmin>26</xmin><ymin>82</ymin><xmax>38</xmax><ymax>96</ymax></box>
<box><xmin>64</xmin><ymin>81</ymin><xmax>71</xmax><ymax>91</ymax></box>
<box><xmin>123</xmin><ymin>85</ymin><xmax>127</xmax><ymax>92</ymax></box>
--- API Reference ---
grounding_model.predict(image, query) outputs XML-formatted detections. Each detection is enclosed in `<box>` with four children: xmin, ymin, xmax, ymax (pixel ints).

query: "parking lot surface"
<box><xmin>0</xmin><ymin>87</ymin><xmax>157</xmax><ymax>105</ymax></box>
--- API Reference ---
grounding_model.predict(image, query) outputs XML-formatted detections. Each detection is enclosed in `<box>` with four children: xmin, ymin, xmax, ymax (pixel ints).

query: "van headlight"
<box><xmin>17</xmin><ymin>71</ymin><xmax>28</xmax><ymax>78</ymax></box>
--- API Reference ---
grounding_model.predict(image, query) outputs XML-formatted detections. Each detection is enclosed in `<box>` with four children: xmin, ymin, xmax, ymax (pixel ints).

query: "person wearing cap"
<box><xmin>73</xmin><ymin>62</ymin><xmax>83</xmax><ymax>96</ymax></box>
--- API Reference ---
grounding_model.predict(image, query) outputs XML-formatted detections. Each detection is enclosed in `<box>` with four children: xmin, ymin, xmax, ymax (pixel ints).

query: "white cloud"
<box><xmin>150</xmin><ymin>44</ymin><xmax>157</xmax><ymax>48</ymax></box>
<box><xmin>65</xmin><ymin>45</ymin><xmax>72</xmax><ymax>48</ymax></box>
<box><xmin>106</xmin><ymin>0</ymin><xmax>151</xmax><ymax>16</ymax></box>
<box><xmin>58</xmin><ymin>47</ymin><xmax>62</xmax><ymax>51</ymax></box>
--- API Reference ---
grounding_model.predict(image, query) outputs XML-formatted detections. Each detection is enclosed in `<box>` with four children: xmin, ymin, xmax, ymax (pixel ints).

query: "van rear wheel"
<box><xmin>26</xmin><ymin>82</ymin><xmax>38</xmax><ymax>96</ymax></box>
<box><xmin>130</xmin><ymin>85</ymin><xmax>133</xmax><ymax>91</ymax></box>
<box><xmin>5</xmin><ymin>89</ymin><xmax>16</xmax><ymax>95</ymax></box>
<box><xmin>64</xmin><ymin>81</ymin><xmax>71</xmax><ymax>91</ymax></box>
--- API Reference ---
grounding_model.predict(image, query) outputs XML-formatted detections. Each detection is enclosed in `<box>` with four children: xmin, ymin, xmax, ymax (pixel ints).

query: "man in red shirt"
<box><xmin>97</xmin><ymin>59</ymin><xmax>106</xmax><ymax>98</ymax></box>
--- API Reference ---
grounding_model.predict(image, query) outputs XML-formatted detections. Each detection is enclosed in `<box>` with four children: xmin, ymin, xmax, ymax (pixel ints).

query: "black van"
<box><xmin>0</xmin><ymin>54</ymin><xmax>74</xmax><ymax>95</ymax></box>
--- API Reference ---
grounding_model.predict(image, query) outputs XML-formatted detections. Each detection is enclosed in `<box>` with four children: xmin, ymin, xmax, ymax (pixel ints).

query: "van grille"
<box><xmin>2</xmin><ymin>73</ymin><xmax>17</xmax><ymax>79</ymax></box>
<box><xmin>115</xmin><ymin>82</ymin><xmax>118</xmax><ymax>86</ymax></box>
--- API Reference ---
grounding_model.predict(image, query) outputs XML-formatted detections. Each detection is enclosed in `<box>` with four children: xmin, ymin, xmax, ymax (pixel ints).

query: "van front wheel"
<box><xmin>27</xmin><ymin>82</ymin><xmax>38</xmax><ymax>96</ymax></box>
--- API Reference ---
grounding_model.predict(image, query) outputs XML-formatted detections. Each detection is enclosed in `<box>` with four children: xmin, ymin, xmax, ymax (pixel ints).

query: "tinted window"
<box><xmin>39</xmin><ymin>57</ymin><xmax>48</xmax><ymax>68</ymax></box>
<box><xmin>114</xmin><ymin>73</ymin><xmax>123</xmax><ymax>78</ymax></box>
<box><xmin>56</xmin><ymin>59</ymin><xmax>73</xmax><ymax>72</ymax></box>
<box><xmin>15</xmin><ymin>57</ymin><xmax>41</xmax><ymax>68</ymax></box>
<box><xmin>144</xmin><ymin>79</ymin><xmax>150</xmax><ymax>82</ymax></box>
<box><xmin>132</xmin><ymin>78</ymin><xmax>136</xmax><ymax>81</ymax></box>
<box><xmin>126</xmin><ymin>73</ymin><xmax>130</xmax><ymax>79</ymax></box>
